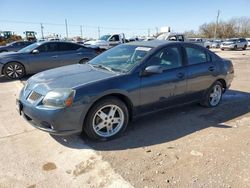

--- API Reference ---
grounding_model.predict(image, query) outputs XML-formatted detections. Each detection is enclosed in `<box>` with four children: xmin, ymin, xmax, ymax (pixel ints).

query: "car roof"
<box><xmin>36</xmin><ymin>41</ymin><xmax>80</xmax><ymax>45</ymax></box>
<box><xmin>126</xmin><ymin>40</ymin><xmax>179</xmax><ymax>48</ymax></box>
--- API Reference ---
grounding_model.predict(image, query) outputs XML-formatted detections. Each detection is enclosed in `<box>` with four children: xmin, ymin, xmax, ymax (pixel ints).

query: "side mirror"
<box><xmin>32</xmin><ymin>49</ymin><xmax>39</xmax><ymax>54</ymax></box>
<box><xmin>140</xmin><ymin>65</ymin><xmax>164</xmax><ymax>76</ymax></box>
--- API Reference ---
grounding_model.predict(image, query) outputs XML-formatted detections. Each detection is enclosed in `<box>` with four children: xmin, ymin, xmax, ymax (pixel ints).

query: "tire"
<box><xmin>242</xmin><ymin>45</ymin><xmax>247</xmax><ymax>50</ymax></box>
<box><xmin>206</xmin><ymin>46</ymin><xmax>210</xmax><ymax>49</ymax></box>
<box><xmin>221</xmin><ymin>48</ymin><xmax>224</xmax><ymax>51</ymax></box>
<box><xmin>234</xmin><ymin>45</ymin><xmax>237</xmax><ymax>50</ymax></box>
<box><xmin>83</xmin><ymin>97</ymin><xmax>129</xmax><ymax>141</ymax></box>
<box><xmin>200</xmin><ymin>81</ymin><xmax>223</xmax><ymax>108</ymax></box>
<box><xmin>3</xmin><ymin>62</ymin><xmax>25</xmax><ymax>79</ymax></box>
<box><xmin>79</xmin><ymin>58</ymin><xmax>89</xmax><ymax>64</ymax></box>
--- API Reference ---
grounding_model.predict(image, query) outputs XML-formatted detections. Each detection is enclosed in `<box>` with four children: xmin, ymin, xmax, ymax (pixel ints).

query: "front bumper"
<box><xmin>18</xmin><ymin>89</ymin><xmax>86</xmax><ymax>136</ymax></box>
<box><xmin>220</xmin><ymin>44</ymin><xmax>235</xmax><ymax>49</ymax></box>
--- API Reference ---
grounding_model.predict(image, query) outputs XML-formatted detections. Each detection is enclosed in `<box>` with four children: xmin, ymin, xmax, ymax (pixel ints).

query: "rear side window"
<box><xmin>59</xmin><ymin>43</ymin><xmax>81</xmax><ymax>51</ymax></box>
<box><xmin>185</xmin><ymin>46</ymin><xmax>209</xmax><ymax>65</ymax></box>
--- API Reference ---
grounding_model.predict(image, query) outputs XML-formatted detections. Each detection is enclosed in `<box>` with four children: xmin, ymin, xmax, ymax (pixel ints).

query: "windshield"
<box><xmin>18</xmin><ymin>42</ymin><xmax>41</xmax><ymax>53</ymax></box>
<box><xmin>89</xmin><ymin>45</ymin><xmax>152</xmax><ymax>73</ymax></box>
<box><xmin>99</xmin><ymin>35</ymin><xmax>111</xmax><ymax>41</ymax></box>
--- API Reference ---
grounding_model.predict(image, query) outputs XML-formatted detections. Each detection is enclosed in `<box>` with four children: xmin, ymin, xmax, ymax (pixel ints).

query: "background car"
<box><xmin>0</xmin><ymin>41</ymin><xmax>98</xmax><ymax>79</ymax></box>
<box><xmin>17</xmin><ymin>41</ymin><xmax>234</xmax><ymax>141</ymax></box>
<box><xmin>220</xmin><ymin>38</ymin><xmax>248</xmax><ymax>50</ymax></box>
<box><xmin>0</xmin><ymin>41</ymin><xmax>34</xmax><ymax>53</ymax></box>
<box><xmin>246</xmin><ymin>38</ymin><xmax>250</xmax><ymax>47</ymax></box>
<box><xmin>211</xmin><ymin>40</ymin><xmax>223</xmax><ymax>48</ymax></box>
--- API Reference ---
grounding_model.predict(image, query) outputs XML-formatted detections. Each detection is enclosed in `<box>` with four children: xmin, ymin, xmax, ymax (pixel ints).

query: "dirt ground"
<box><xmin>0</xmin><ymin>48</ymin><xmax>250</xmax><ymax>188</ymax></box>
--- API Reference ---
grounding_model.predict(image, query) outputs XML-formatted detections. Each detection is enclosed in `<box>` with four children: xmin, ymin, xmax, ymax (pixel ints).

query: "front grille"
<box><xmin>27</xmin><ymin>91</ymin><xmax>42</xmax><ymax>102</ymax></box>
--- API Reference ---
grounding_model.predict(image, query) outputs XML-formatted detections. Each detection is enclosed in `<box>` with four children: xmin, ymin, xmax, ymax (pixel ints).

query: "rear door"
<box><xmin>57</xmin><ymin>43</ymin><xmax>92</xmax><ymax>65</ymax></box>
<box><xmin>183</xmin><ymin>44</ymin><xmax>217</xmax><ymax>101</ymax></box>
<box><xmin>139</xmin><ymin>44</ymin><xmax>187</xmax><ymax>113</ymax></box>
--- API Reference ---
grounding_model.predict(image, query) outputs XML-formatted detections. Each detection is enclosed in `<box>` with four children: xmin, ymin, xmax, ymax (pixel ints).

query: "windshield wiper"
<box><xmin>91</xmin><ymin>64</ymin><xmax>116</xmax><ymax>73</ymax></box>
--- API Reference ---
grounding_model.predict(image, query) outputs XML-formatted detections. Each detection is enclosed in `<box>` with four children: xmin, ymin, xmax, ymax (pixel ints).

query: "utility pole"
<box><xmin>148</xmin><ymin>28</ymin><xmax>150</xmax><ymax>37</ymax></box>
<box><xmin>65</xmin><ymin>19</ymin><xmax>68</xmax><ymax>39</ymax></box>
<box><xmin>80</xmin><ymin>25</ymin><xmax>83</xmax><ymax>38</ymax></box>
<box><xmin>40</xmin><ymin>23</ymin><xmax>44</xmax><ymax>39</ymax></box>
<box><xmin>214</xmin><ymin>10</ymin><xmax>220</xmax><ymax>39</ymax></box>
<box><xmin>98</xmin><ymin>26</ymin><xmax>100</xmax><ymax>38</ymax></box>
<box><xmin>155</xmin><ymin>27</ymin><xmax>159</xmax><ymax>36</ymax></box>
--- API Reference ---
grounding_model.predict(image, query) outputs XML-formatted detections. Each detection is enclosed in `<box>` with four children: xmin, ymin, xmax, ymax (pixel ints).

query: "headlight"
<box><xmin>42</xmin><ymin>88</ymin><xmax>75</xmax><ymax>108</ymax></box>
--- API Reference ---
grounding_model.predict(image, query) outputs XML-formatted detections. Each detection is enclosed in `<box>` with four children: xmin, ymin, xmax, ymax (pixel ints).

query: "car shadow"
<box><xmin>0</xmin><ymin>75</ymin><xmax>30</xmax><ymax>83</ymax></box>
<box><xmin>51</xmin><ymin>89</ymin><xmax>250</xmax><ymax>151</ymax></box>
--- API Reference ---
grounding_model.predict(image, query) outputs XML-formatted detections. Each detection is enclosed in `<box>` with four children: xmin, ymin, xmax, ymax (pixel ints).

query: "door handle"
<box><xmin>77</xmin><ymin>52</ymin><xmax>83</xmax><ymax>55</ymax></box>
<box><xmin>208</xmin><ymin>66</ymin><xmax>215</xmax><ymax>72</ymax></box>
<box><xmin>52</xmin><ymin>55</ymin><xmax>58</xmax><ymax>58</ymax></box>
<box><xmin>177</xmin><ymin>72</ymin><xmax>185</xmax><ymax>78</ymax></box>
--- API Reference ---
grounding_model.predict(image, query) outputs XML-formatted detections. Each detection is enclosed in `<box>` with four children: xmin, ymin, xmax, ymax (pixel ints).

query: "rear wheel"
<box><xmin>200</xmin><ymin>81</ymin><xmax>223</xmax><ymax>107</ymax></box>
<box><xmin>3</xmin><ymin>62</ymin><xmax>25</xmax><ymax>79</ymax></box>
<box><xmin>242</xmin><ymin>45</ymin><xmax>247</xmax><ymax>50</ymax></box>
<box><xmin>83</xmin><ymin>97</ymin><xmax>129</xmax><ymax>141</ymax></box>
<box><xmin>234</xmin><ymin>45</ymin><xmax>237</xmax><ymax>50</ymax></box>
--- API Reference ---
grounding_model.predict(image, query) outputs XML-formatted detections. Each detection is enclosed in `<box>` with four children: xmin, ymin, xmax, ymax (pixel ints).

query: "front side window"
<box><xmin>185</xmin><ymin>46</ymin><xmax>208</xmax><ymax>65</ymax></box>
<box><xmin>109</xmin><ymin>35</ymin><xmax>120</xmax><ymax>41</ymax></box>
<box><xmin>147</xmin><ymin>46</ymin><xmax>182</xmax><ymax>70</ymax></box>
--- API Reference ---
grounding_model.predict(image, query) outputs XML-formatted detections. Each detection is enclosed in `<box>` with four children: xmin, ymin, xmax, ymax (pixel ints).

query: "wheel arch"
<box><xmin>216</xmin><ymin>78</ymin><xmax>227</xmax><ymax>92</ymax></box>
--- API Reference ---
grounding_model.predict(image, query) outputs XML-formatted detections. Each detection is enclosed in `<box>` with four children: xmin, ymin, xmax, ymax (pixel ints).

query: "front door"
<box><xmin>139</xmin><ymin>45</ymin><xmax>187</xmax><ymax>113</ymax></box>
<box><xmin>28</xmin><ymin>42</ymin><xmax>62</xmax><ymax>74</ymax></box>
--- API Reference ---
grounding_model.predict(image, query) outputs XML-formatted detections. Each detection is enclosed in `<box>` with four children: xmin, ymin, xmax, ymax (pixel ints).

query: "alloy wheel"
<box><xmin>92</xmin><ymin>104</ymin><xmax>124</xmax><ymax>138</ymax></box>
<box><xmin>209</xmin><ymin>84</ymin><xmax>222</xmax><ymax>106</ymax></box>
<box><xmin>5</xmin><ymin>64</ymin><xmax>24</xmax><ymax>79</ymax></box>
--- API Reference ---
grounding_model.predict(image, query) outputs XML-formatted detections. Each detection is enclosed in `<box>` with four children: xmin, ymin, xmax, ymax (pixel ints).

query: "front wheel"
<box><xmin>200</xmin><ymin>81</ymin><xmax>223</xmax><ymax>107</ymax></box>
<box><xmin>3</xmin><ymin>62</ymin><xmax>25</xmax><ymax>79</ymax></box>
<box><xmin>242</xmin><ymin>45</ymin><xmax>247</xmax><ymax>50</ymax></box>
<box><xmin>83</xmin><ymin>97</ymin><xmax>129</xmax><ymax>141</ymax></box>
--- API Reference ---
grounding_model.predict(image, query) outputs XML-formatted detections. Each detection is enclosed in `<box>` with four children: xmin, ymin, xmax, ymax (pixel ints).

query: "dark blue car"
<box><xmin>17</xmin><ymin>40</ymin><xmax>234</xmax><ymax>140</ymax></box>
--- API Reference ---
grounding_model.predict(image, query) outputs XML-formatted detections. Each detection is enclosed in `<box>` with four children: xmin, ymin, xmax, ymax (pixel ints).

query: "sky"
<box><xmin>0</xmin><ymin>0</ymin><xmax>250</xmax><ymax>39</ymax></box>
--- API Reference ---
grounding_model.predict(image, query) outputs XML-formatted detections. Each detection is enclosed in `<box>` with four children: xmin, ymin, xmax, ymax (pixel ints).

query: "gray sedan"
<box><xmin>0</xmin><ymin>41</ymin><xmax>97</xmax><ymax>79</ymax></box>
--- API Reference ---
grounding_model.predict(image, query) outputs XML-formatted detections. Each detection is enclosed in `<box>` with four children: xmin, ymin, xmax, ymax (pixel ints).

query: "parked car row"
<box><xmin>0</xmin><ymin>41</ymin><xmax>98</xmax><ymax>79</ymax></box>
<box><xmin>14</xmin><ymin>40</ymin><xmax>234</xmax><ymax>140</ymax></box>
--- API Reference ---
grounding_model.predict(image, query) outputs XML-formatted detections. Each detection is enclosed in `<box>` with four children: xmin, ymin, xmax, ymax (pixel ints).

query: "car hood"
<box><xmin>26</xmin><ymin>64</ymin><xmax>118</xmax><ymax>95</ymax></box>
<box><xmin>0</xmin><ymin>51</ymin><xmax>22</xmax><ymax>58</ymax></box>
